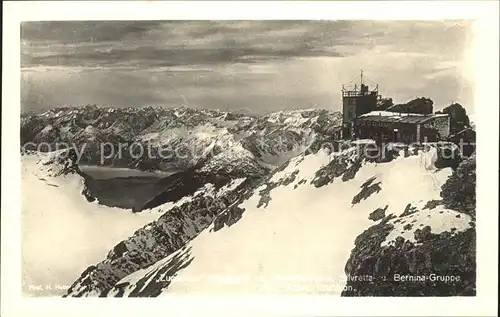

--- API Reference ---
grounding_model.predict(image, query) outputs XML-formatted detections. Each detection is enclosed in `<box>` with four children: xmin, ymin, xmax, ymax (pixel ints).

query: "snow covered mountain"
<box><xmin>58</xmin><ymin>141</ymin><xmax>475</xmax><ymax>297</ymax></box>
<box><xmin>21</xmin><ymin>106</ymin><xmax>342</xmax><ymax>174</ymax></box>
<box><xmin>20</xmin><ymin>106</ymin><xmax>475</xmax><ymax>297</ymax></box>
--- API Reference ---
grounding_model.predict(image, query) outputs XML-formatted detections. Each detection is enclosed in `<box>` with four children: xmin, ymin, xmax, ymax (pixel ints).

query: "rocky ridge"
<box><xmin>341</xmin><ymin>155</ymin><xmax>476</xmax><ymax>296</ymax></box>
<box><xmin>64</xmin><ymin>177</ymin><xmax>258</xmax><ymax>297</ymax></box>
<box><xmin>22</xmin><ymin>106</ymin><xmax>475</xmax><ymax>298</ymax></box>
<box><xmin>21</xmin><ymin>106</ymin><xmax>343</xmax><ymax>174</ymax></box>
<box><xmin>93</xmin><ymin>142</ymin><xmax>473</xmax><ymax>297</ymax></box>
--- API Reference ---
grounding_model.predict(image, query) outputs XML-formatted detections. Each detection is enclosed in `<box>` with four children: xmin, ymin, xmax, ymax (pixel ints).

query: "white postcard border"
<box><xmin>2</xmin><ymin>1</ymin><xmax>498</xmax><ymax>316</ymax></box>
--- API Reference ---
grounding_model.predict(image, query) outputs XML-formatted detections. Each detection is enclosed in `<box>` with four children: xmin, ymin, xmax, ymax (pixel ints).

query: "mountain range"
<box><xmin>20</xmin><ymin>106</ymin><xmax>476</xmax><ymax>297</ymax></box>
<box><xmin>21</xmin><ymin>105</ymin><xmax>342</xmax><ymax>173</ymax></box>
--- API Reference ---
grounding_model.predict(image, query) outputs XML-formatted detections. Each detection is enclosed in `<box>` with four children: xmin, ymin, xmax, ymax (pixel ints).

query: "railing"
<box><xmin>342</xmin><ymin>90</ymin><xmax>378</xmax><ymax>97</ymax></box>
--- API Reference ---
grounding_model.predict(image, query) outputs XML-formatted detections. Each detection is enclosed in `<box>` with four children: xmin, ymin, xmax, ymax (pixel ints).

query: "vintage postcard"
<box><xmin>2</xmin><ymin>1</ymin><xmax>498</xmax><ymax>316</ymax></box>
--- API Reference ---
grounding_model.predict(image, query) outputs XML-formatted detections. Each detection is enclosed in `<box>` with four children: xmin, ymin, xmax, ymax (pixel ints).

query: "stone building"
<box><xmin>340</xmin><ymin>71</ymin><xmax>451</xmax><ymax>144</ymax></box>
<box><xmin>353</xmin><ymin>111</ymin><xmax>451</xmax><ymax>144</ymax></box>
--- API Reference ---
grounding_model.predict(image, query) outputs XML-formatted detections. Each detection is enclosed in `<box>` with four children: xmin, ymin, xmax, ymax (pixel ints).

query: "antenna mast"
<box><xmin>360</xmin><ymin>69</ymin><xmax>364</xmax><ymax>85</ymax></box>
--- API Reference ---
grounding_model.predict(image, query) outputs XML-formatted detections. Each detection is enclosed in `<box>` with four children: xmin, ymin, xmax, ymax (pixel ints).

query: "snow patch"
<box><xmin>382</xmin><ymin>208</ymin><xmax>472</xmax><ymax>247</ymax></box>
<box><xmin>84</xmin><ymin>125</ymin><xmax>98</xmax><ymax>134</ymax></box>
<box><xmin>217</xmin><ymin>178</ymin><xmax>246</xmax><ymax>196</ymax></box>
<box><xmin>351</xmin><ymin>139</ymin><xmax>376</xmax><ymax>145</ymax></box>
<box><xmin>40</xmin><ymin>125</ymin><xmax>54</xmax><ymax>134</ymax></box>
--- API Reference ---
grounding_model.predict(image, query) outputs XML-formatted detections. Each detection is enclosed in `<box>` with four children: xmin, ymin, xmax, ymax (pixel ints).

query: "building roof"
<box><xmin>450</xmin><ymin>127</ymin><xmax>476</xmax><ymax>137</ymax></box>
<box><xmin>356</xmin><ymin>111</ymin><xmax>448</xmax><ymax>125</ymax></box>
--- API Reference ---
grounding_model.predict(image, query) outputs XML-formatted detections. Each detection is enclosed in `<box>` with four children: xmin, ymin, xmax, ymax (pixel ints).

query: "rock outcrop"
<box><xmin>440</xmin><ymin>155</ymin><xmax>476</xmax><ymax>218</ymax></box>
<box><xmin>342</xmin><ymin>155</ymin><xmax>476</xmax><ymax>296</ymax></box>
<box><xmin>369</xmin><ymin>206</ymin><xmax>388</xmax><ymax>221</ymax></box>
<box><xmin>342</xmin><ymin>218</ymin><xmax>475</xmax><ymax>296</ymax></box>
<box><xmin>65</xmin><ymin>177</ymin><xmax>258</xmax><ymax>297</ymax></box>
<box><xmin>386</xmin><ymin>97</ymin><xmax>434</xmax><ymax>115</ymax></box>
<box><xmin>41</xmin><ymin>130</ymin><xmax>475</xmax><ymax>298</ymax></box>
<box><xmin>311</xmin><ymin>142</ymin><xmax>374</xmax><ymax>188</ymax></box>
<box><xmin>436</xmin><ymin>103</ymin><xmax>471</xmax><ymax>135</ymax></box>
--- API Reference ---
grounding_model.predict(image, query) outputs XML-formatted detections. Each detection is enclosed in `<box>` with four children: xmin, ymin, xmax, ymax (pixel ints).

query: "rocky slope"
<box><xmin>62</xmin><ymin>140</ymin><xmax>474</xmax><ymax>297</ymax></box>
<box><xmin>21</xmin><ymin>106</ymin><xmax>475</xmax><ymax>297</ymax></box>
<box><xmin>22</xmin><ymin>106</ymin><xmax>343</xmax><ymax>212</ymax></box>
<box><xmin>64</xmin><ymin>177</ymin><xmax>257</xmax><ymax>297</ymax></box>
<box><xmin>341</xmin><ymin>154</ymin><xmax>476</xmax><ymax>296</ymax></box>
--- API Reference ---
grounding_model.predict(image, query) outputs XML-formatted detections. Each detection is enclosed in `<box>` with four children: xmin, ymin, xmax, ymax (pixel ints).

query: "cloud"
<box><xmin>21</xmin><ymin>21</ymin><xmax>349</xmax><ymax>68</ymax></box>
<box><xmin>21</xmin><ymin>20</ymin><xmax>472</xmax><ymax>71</ymax></box>
<box><xmin>20</xmin><ymin>21</ymin><xmax>474</xmax><ymax>114</ymax></box>
<box><xmin>21</xmin><ymin>21</ymin><xmax>162</xmax><ymax>44</ymax></box>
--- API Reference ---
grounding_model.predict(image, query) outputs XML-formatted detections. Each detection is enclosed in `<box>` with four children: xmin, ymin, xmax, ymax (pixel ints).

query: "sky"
<box><xmin>21</xmin><ymin>20</ymin><xmax>474</xmax><ymax>115</ymax></box>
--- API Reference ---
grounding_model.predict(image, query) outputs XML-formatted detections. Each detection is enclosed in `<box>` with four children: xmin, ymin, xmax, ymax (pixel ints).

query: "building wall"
<box><xmin>354</xmin><ymin>121</ymin><xmax>418</xmax><ymax>144</ymax></box>
<box><xmin>353</xmin><ymin>115</ymin><xmax>450</xmax><ymax>144</ymax></box>
<box><xmin>436</xmin><ymin>115</ymin><xmax>451</xmax><ymax>138</ymax></box>
<box><xmin>342</xmin><ymin>97</ymin><xmax>357</xmax><ymax>139</ymax></box>
<box><xmin>421</xmin><ymin>116</ymin><xmax>451</xmax><ymax>142</ymax></box>
<box><xmin>342</xmin><ymin>93</ymin><xmax>379</xmax><ymax>124</ymax></box>
<box><xmin>355</xmin><ymin>93</ymin><xmax>378</xmax><ymax>117</ymax></box>
<box><xmin>342</xmin><ymin>97</ymin><xmax>357</xmax><ymax>124</ymax></box>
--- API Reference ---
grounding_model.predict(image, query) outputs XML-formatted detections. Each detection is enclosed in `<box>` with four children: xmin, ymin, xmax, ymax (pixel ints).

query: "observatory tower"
<box><xmin>341</xmin><ymin>70</ymin><xmax>381</xmax><ymax>138</ymax></box>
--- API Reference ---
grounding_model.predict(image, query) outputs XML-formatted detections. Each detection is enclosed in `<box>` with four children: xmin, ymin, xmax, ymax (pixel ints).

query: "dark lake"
<box><xmin>80</xmin><ymin>166</ymin><xmax>179</xmax><ymax>211</ymax></box>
